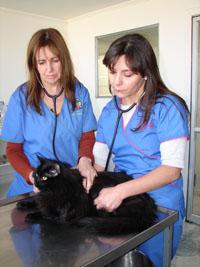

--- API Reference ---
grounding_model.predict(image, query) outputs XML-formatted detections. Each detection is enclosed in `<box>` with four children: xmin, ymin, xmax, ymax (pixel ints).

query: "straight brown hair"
<box><xmin>26</xmin><ymin>28</ymin><xmax>76</xmax><ymax>113</ymax></box>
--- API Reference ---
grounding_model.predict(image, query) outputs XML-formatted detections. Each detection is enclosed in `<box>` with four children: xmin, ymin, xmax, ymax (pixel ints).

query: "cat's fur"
<box><xmin>17</xmin><ymin>158</ymin><xmax>157</xmax><ymax>235</ymax></box>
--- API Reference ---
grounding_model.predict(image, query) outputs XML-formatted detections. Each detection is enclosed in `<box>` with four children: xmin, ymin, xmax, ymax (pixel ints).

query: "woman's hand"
<box><xmin>94</xmin><ymin>186</ymin><xmax>123</xmax><ymax>212</ymax></box>
<box><xmin>29</xmin><ymin>171</ymin><xmax>40</xmax><ymax>193</ymax></box>
<box><xmin>77</xmin><ymin>157</ymin><xmax>97</xmax><ymax>193</ymax></box>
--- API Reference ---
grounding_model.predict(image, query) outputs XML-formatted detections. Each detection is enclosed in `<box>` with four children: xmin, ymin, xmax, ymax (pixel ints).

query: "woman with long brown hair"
<box><xmin>1</xmin><ymin>28</ymin><xmax>97</xmax><ymax>197</ymax></box>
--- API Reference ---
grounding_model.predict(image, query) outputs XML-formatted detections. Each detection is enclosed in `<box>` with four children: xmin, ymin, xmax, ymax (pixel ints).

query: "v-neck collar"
<box><xmin>41</xmin><ymin>97</ymin><xmax>66</xmax><ymax>118</ymax></box>
<box><xmin>121</xmin><ymin>104</ymin><xmax>138</xmax><ymax>130</ymax></box>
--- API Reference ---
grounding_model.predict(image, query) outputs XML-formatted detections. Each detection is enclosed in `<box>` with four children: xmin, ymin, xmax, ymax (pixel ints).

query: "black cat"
<box><xmin>17</xmin><ymin>158</ymin><xmax>157</xmax><ymax>235</ymax></box>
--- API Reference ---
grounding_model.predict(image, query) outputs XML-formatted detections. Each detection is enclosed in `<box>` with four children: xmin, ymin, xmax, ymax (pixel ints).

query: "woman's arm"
<box><xmin>77</xmin><ymin>130</ymin><xmax>97</xmax><ymax>192</ymax></box>
<box><xmin>78</xmin><ymin>130</ymin><xmax>95</xmax><ymax>162</ymax></box>
<box><xmin>94</xmin><ymin>165</ymin><xmax>181</xmax><ymax>212</ymax></box>
<box><xmin>117</xmin><ymin>165</ymin><xmax>181</xmax><ymax>198</ymax></box>
<box><xmin>6</xmin><ymin>142</ymin><xmax>34</xmax><ymax>184</ymax></box>
<box><xmin>93</xmin><ymin>136</ymin><xmax>187</xmax><ymax>211</ymax></box>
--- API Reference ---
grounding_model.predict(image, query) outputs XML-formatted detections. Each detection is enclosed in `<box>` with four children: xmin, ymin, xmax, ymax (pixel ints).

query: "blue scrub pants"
<box><xmin>138</xmin><ymin>215</ymin><xmax>183</xmax><ymax>267</ymax></box>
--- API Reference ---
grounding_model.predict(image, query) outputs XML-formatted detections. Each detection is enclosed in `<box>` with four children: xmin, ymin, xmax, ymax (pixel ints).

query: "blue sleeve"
<box><xmin>1</xmin><ymin>90</ymin><xmax>24</xmax><ymax>143</ymax></box>
<box><xmin>156</xmin><ymin>97</ymin><xmax>189</xmax><ymax>143</ymax></box>
<box><xmin>80</xmin><ymin>84</ymin><xmax>97</xmax><ymax>133</ymax></box>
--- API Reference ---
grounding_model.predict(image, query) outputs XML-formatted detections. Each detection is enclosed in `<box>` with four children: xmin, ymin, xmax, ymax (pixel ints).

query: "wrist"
<box><xmin>115</xmin><ymin>184</ymin><xmax>128</xmax><ymax>201</ymax></box>
<box><xmin>78</xmin><ymin>156</ymin><xmax>92</xmax><ymax>165</ymax></box>
<box><xmin>28</xmin><ymin>171</ymin><xmax>34</xmax><ymax>185</ymax></box>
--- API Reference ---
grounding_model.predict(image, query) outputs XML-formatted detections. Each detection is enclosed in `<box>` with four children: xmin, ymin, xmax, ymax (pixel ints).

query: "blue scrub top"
<box><xmin>96</xmin><ymin>95</ymin><xmax>189</xmax><ymax>214</ymax></box>
<box><xmin>1</xmin><ymin>81</ymin><xmax>97</xmax><ymax>197</ymax></box>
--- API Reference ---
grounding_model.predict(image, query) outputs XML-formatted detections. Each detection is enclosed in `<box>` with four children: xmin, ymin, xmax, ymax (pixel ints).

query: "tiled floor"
<box><xmin>172</xmin><ymin>221</ymin><xmax>200</xmax><ymax>267</ymax></box>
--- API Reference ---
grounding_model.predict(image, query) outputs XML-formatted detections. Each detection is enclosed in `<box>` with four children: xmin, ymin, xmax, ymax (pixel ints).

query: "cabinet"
<box><xmin>0</xmin><ymin>140</ymin><xmax>13</xmax><ymax>199</ymax></box>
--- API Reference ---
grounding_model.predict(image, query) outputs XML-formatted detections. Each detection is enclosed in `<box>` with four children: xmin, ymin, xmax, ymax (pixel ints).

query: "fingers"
<box><xmin>83</xmin><ymin>172</ymin><xmax>97</xmax><ymax>193</ymax></box>
<box><xmin>82</xmin><ymin>178</ymin><xmax>87</xmax><ymax>191</ymax></box>
<box><xmin>95</xmin><ymin>201</ymin><xmax>113</xmax><ymax>212</ymax></box>
<box><xmin>94</xmin><ymin>198</ymin><xmax>102</xmax><ymax>210</ymax></box>
<box><xmin>85</xmin><ymin>179</ymin><xmax>91</xmax><ymax>193</ymax></box>
<box><xmin>93</xmin><ymin>188</ymin><xmax>122</xmax><ymax>212</ymax></box>
<box><xmin>94</xmin><ymin>194</ymin><xmax>112</xmax><ymax>212</ymax></box>
<box><xmin>33</xmin><ymin>185</ymin><xmax>40</xmax><ymax>193</ymax></box>
<box><xmin>29</xmin><ymin>171</ymin><xmax>40</xmax><ymax>194</ymax></box>
<box><xmin>80</xmin><ymin>167</ymin><xmax>97</xmax><ymax>193</ymax></box>
<box><xmin>29</xmin><ymin>171</ymin><xmax>34</xmax><ymax>184</ymax></box>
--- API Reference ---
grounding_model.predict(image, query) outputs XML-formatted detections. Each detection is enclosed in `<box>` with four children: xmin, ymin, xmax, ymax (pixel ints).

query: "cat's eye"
<box><xmin>42</xmin><ymin>176</ymin><xmax>48</xmax><ymax>181</ymax></box>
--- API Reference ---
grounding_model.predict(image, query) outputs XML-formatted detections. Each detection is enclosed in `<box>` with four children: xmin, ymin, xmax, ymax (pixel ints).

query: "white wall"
<box><xmin>0</xmin><ymin>8</ymin><xmax>67</xmax><ymax>102</ymax></box>
<box><xmin>66</xmin><ymin>0</ymin><xmax>200</xmax><ymax>197</ymax></box>
<box><xmin>67</xmin><ymin>0</ymin><xmax>200</xmax><ymax>117</ymax></box>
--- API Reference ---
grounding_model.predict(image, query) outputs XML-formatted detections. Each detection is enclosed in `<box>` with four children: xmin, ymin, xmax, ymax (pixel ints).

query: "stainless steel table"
<box><xmin>0</xmin><ymin>193</ymin><xmax>178</xmax><ymax>267</ymax></box>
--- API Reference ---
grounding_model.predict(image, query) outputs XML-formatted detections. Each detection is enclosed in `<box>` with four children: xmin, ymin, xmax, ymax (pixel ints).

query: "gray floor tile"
<box><xmin>172</xmin><ymin>221</ymin><xmax>200</xmax><ymax>267</ymax></box>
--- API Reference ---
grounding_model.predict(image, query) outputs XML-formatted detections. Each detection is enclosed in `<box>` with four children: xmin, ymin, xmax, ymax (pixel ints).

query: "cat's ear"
<box><xmin>37</xmin><ymin>156</ymin><xmax>46</xmax><ymax>164</ymax></box>
<box><xmin>54</xmin><ymin>163</ymin><xmax>60</xmax><ymax>176</ymax></box>
<box><xmin>48</xmin><ymin>163</ymin><xmax>60</xmax><ymax>177</ymax></box>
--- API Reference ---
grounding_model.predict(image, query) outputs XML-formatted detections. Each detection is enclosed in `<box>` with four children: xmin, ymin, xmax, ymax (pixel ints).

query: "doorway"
<box><xmin>187</xmin><ymin>15</ymin><xmax>200</xmax><ymax>224</ymax></box>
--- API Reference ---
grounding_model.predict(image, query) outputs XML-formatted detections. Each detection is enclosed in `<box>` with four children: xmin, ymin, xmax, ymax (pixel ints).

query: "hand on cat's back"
<box><xmin>77</xmin><ymin>157</ymin><xmax>97</xmax><ymax>193</ymax></box>
<box><xmin>94</xmin><ymin>186</ymin><xmax>123</xmax><ymax>212</ymax></box>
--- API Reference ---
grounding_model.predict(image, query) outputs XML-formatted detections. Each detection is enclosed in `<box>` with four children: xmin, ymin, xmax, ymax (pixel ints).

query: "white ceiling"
<box><xmin>0</xmin><ymin>0</ymin><xmax>130</xmax><ymax>20</ymax></box>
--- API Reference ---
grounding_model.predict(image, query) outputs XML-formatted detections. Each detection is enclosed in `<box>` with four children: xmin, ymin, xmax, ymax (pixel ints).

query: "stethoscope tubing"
<box><xmin>104</xmin><ymin>96</ymin><xmax>137</xmax><ymax>171</ymax></box>
<box><xmin>35</xmin><ymin>71</ymin><xmax>64</xmax><ymax>161</ymax></box>
<box><xmin>43</xmin><ymin>86</ymin><xmax>64</xmax><ymax>162</ymax></box>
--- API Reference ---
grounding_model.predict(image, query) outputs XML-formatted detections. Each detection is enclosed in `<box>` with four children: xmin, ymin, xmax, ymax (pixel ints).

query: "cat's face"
<box><xmin>33</xmin><ymin>158</ymin><xmax>61</xmax><ymax>189</ymax></box>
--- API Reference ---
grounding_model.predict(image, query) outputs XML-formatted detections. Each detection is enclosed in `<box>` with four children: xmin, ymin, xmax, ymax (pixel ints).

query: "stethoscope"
<box><xmin>36</xmin><ymin>73</ymin><xmax>64</xmax><ymax>161</ymax></box>
<box><xmin>42</xmin><ymin>86</ymin><xmax>64</xmax><ymax>161</ymax></box>
<box><xmin>104</xmin><ymin>96</ymin><xmax>137</xmax><ymax>171</ymax></box>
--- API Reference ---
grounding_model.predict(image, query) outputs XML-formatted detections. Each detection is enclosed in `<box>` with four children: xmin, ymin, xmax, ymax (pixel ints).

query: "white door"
<box><xmin>187</xmin><ymin>15</ymin><xmax>200</xmax><ymax>224</ymax></box>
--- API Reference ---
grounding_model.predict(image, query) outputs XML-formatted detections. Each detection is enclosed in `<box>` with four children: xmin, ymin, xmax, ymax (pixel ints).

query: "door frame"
<box><xmin>186</xmin><ymin>15</ymin><xmax>200</xmax><ymax>224</ymax></box>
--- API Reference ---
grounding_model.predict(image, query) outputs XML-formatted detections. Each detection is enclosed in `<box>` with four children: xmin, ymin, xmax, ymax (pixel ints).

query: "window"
<box><xmin>95</xmin><ymin>24</ymin><xmax>159</xmax><ymax>97</ymax></box>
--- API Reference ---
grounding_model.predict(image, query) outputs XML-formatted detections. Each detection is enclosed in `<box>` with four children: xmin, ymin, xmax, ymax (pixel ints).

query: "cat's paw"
<box><xmin>25</xmin><ymin>211</ymin><xmax>43</xmax><ymax>223</ymax></box>
<box><xmin>16</xmin><ymin>198</ymin><xmax>37</xmax><ymax>210</ymax></box>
